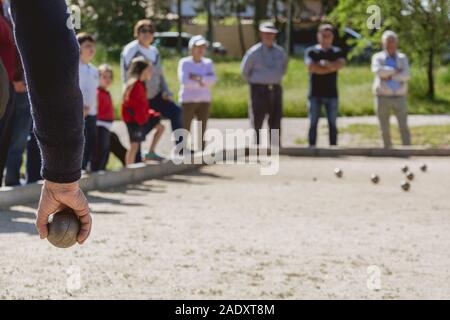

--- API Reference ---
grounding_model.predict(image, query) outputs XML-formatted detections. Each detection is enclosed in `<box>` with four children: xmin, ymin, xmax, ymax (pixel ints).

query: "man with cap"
<box><xmin>241</xmin><ymin>22</ymin><xmax>288</xmax><ymax>145</ymax></box>
<box><xmin>305</xmin><ymin>24</ymin><xmax>346</xmax><ymax>147</ymax></box>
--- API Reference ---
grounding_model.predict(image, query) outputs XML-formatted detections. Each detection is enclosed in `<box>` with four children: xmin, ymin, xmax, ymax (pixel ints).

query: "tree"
<box><xmin>233</xmin><ymin>0</ymin><xmax>247</xmax><ymax>56</ymax></box>
<box><xmin>332</xmin><ymin>0</ymin><xmax>450</xmax><ymax>100</ymax></box>
<box><xmin>177</xmin><ymin>0</ymin><xmax>183</xmax><ymax>53</ymax></box>
<box><xmin>205</xmin><ymin>0</ymin><xmax>214</xmax><ymax>42</ymax></box>
<box><xmin>253</xmin><ymin>0</ymin><xmax>270</xmax><ymax>39</ymax></box>
<box><xmin>70</xmin><ymin>0</ymin><xmax>148</xmax><ymax>51</ymax></box>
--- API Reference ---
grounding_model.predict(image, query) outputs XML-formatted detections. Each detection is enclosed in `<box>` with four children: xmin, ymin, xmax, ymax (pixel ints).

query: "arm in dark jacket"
<box><xmin>10</xmin><ymin>0</ymin><xmax>84</xmax><ymax>183</ymax></box>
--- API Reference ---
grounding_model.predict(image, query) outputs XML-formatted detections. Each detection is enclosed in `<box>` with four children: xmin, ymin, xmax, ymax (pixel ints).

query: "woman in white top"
<box><xmin>178</xmin><ymin>35</ymin><xmax>217</xmax><ymax>151</ymax></box>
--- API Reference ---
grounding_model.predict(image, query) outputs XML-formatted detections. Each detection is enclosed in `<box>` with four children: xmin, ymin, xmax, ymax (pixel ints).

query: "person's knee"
<box><xmin>156</xmin><ymin>123</ymin><xmax>165</xmax><ymax>133</ymax></box>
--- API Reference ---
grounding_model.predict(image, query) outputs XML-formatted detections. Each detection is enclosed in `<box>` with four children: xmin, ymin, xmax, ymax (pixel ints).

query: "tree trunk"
<box><xmin>272</xmin><ymin>0</ymin><xmax>278</xmax><ymax>26</ymax></box>
<box><xmin>236</xmin><ymin>3</ymin><xmax>246</xmax><ymax>57</ymax></box>
<box><xmin>427</xmin><ymin>48</ymin><xmax>435</xmax><ymax>100</ymax></box>
<box><xmin>177</xmin><ymin>0</ymin><xmax>183</xmax><ymax>53</ymax></box>
<box><xmin>285</xmin><ymin>0</ymin><xmax>292</xmax><ymax>53</ymax></box>
<box><xmin>206</xmin><ymin>0</ymin><xmax>214</xmax><ymax>43</ymax></box>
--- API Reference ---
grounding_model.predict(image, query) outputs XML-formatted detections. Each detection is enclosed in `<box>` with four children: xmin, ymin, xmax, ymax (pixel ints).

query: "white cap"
<box><xmin>259</xmin><ymin>22</ymin><xmax>278</xmax><ymax>34</ymax></box>
<box><xmin>189</xmin><ymin>35</ymin><xmax>209</xmax><ymax>50</ymax></box>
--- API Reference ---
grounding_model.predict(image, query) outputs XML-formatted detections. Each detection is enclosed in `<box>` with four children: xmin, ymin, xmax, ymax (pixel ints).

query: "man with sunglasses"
<box><xmin>305</xmin><ymin>24</ymin><xmax>346</xmax><ymax>147</ymax></box>
<box><xmin>121</xmin><ymin>20</ymin><xmax>183</xmax><ymax>158</ymax></box>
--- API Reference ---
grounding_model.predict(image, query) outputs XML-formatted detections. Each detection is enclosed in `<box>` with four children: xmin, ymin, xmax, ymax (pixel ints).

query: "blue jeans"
<box><xmin>133</xmin><ymin>92</ymin><xmax>183</xmax><ymax>163</ymax></box>
<box><xmin>308</xmin><ymin>97</ymin><xmax>339</xmax><ymax>146</ymax></box>
<box><xmin>5</xmin><ymin>91</ymin><xmax>33</xmax><ymax>186</ymax></box>
<box><xmin>149</xmin><ymin>92</ymin><xmax>182</xmax><ymax>133</ymax></box>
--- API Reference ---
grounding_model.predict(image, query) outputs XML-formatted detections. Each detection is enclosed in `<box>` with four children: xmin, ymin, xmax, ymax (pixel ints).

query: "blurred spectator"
<box><xmin>122</xmin><ymin>58</ymin><xmax>165</xmax><ymax>165</ymax></box>
<box><xmin>92</xmin><ymin>64</ymin><xmax>115</xmax><ymax>172</ymax></box>
<box><xmin>305</xmin><ymin>24</ymin><xmax>346</xmax><ymax>147</ymax></box>
<box><xmin>77</xmin><ymin>33</ymin><xmax>99</xmax><ymax>171</ymax></box>
<box><xmin>5</xmin><ymin>74</ymin><xmax>33</xmax><ymax>186</ymax></box>
<box><xmin>0</xmin><ymin>0</ymin><xmax>17</xmax><ymax>186</ymax></box>
<box><xmin>178</xmin><ymin>35</ymin><xmax>217</xmax><ymax>151</ymax></box>
<box><xmin>0</xmin><ymin>59</ymin><xmax>7</xmax><ymax>119</ymax></box>
<box><xmin>371</xmin><ymin>30</ymin><xmax>411</xmax><ymax>148</ymax></box>
<box><xmin>121</xmin><ymin>19</ymin><xmax>182</xmax><ymax>158</ymax></box>
<box><xmin>241</xmin><ymin>22</ymin><xmax>288</xmax><ymax>146</ymax></box>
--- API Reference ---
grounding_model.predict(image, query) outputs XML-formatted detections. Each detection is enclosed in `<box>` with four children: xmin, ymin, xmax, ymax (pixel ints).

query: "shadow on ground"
<box><xmin>0</xmin><ymin>167</ymin><xmax>232</xmax><ymax>234</ymax></box>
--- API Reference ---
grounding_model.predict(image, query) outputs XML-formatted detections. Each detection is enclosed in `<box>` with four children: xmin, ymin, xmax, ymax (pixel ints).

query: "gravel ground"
<box><xmin>1</xmin><ymin>156</ymin><xmax>450</xmax><ymax>299</ymax></box>
<box><xmin>112</xmin><ymin>115</ymin><xmax>450</xmax><ymax>157</ymax></box>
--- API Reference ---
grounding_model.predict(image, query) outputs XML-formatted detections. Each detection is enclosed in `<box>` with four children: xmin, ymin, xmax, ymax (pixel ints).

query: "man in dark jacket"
<box><xmin>9</xmin><ymin>0</ymin><xmax>91</xmax><ymax>244</ymax></box>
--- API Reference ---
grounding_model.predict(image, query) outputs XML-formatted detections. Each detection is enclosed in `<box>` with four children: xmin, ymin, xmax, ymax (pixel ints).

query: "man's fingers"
<box><xmin>63</xmin><ymin>189</ymin><xmax>92</xmax><ymax>245</ymax></box>
<box><xmin>77</xmin><ymin>213</ymin><xmax>92</xmax><ymax>245</ymax></box>
<box><xmin>36</xmin><ymin>192</ymin><xmax>61</xmax><ymax>239</ymax></box>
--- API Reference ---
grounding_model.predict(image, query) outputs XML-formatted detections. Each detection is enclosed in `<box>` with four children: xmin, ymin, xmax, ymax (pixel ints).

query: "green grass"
<box><xmin>340</xmin><ymin>124</ymin><xmax>450</xmax><ymax>148</ymax></box>
<box><xmin>98</xmin><ymin>56</ymin><xmax>450</xmax><ymax>119</ymax></box>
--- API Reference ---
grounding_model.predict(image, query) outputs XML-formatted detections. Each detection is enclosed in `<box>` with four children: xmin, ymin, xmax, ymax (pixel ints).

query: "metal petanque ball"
<box><xmin>334</xmin><ymin>168</ymin><xmax>343</xmax><ymax>178</ymax></box>
<box><xmin>406</xmin><ymin>172</ymin><xmax>415</xmax><ymax>181</ymax></box>
<box><xmin>371</xmin><ymin>174</ymin><xmax>380</xmax><ymax>184</ymax></box>
<box><xmin>401</xmin><ymin>181</ymin><xmax>411</xmax><ymax>192</ymax></box>
<box><xmin>47</xmin><ymin>208</ymin><xmax>80</xmax><ymax>249</ymax></box>
<box><xmin>401</xmin><ymin>165</ymin><xmax>409</xmax><ymax>173</ymax></box>
<box><xmin>420</xmin><ymin>163</ymin><xmax>428</xmax><ymax>172</ymax></box>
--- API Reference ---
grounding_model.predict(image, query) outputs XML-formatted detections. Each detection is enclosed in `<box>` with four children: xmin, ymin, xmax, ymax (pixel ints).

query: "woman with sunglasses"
<box><xmin>120</xmin><ymin>20</ymin><xmax>183</xmax><ymax>160</ymax></box>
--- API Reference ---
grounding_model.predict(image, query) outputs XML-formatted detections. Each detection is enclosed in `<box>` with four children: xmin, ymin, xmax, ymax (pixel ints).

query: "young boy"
<box><xmin>92</xmin><ymin>64</ymin><xmax>115</xmax><ymax>172</ymax></box>
<box><xmin>77</xmin><ymin>33</ymin><xmax>99</xmax><ymax>171</ymax></box>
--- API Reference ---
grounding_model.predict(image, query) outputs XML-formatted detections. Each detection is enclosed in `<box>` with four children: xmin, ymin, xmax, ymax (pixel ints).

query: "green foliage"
<box><xmin>70</xmin><ymin>0</ymin><xmax>148</xmax><ymax>53</ymax></box>
<box><xmin>103</xmin><ymin>57</ymin><xmax>449</xmax><ymax>119</ymax></box>
<box><xmin>330</xmin><ymin>0</ymin><xmax>450</xmax><ymax>98</ymax></box>
<box><xmin>340</xmin><ymin>124</ymin><xmax>450</xmax><ymax>147</ymax></box>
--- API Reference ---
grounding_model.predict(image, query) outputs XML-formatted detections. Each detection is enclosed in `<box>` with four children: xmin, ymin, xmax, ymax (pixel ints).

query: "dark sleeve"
<box><xmin>10</xmin><ymin>0</ymin><xmax>84</xmax><ymax>183</ymax></box>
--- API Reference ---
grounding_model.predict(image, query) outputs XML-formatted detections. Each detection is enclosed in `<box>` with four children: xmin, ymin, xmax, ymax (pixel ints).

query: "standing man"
<box><xmin>121</xmin><ymin>19</ymin><xmax>183</xmax><ymax>153</ymax></box>
<box><xmin>371</xmin><ymin>30</ymin><xmax>411</xmax><ymax>149</ymax></box>
<box><xmin>304</xmin><ymin>24</ymin><xmax>346</xmax><ymax>147</ymax></box>
<box><xmin>241</xmin><ymin>22</ymin><xmax>288</xmax><ymax>145</ymax></box>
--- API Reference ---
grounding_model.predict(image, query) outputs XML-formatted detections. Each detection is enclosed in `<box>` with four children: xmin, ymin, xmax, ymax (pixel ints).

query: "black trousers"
<box><xmin>0</xmin><ymin>85</ymin><xmax>15</xmax><ymax>186</ymax></box>
<box><xmin>91</xmin><ymin>126</ymin><xmax>111</xmax><ymax>172</ymax></box>
<box><xmin>82</xmin><ymin>115</ymin><xmax>97</xmax><ymax>170</ymax></box>
<box><xmin>109</xmin><ymin>131</ymin><xmax>126</xmax><ymax>166</ymax></box>
<box><xmin>249</xmin><ymin>84</ymin><xmax>283</xmax><ymax>145</ymax></box>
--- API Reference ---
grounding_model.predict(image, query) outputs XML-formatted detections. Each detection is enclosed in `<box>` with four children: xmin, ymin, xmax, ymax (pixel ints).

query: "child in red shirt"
<box><xmin>92</xmin><ymin>64</ymin><xmax>115</xmax><ymax>171</ymax></box>
<box><xmin>122</xmin><ymin>57</ymin><xmax>165</xmax><ymax>166</ymax></box>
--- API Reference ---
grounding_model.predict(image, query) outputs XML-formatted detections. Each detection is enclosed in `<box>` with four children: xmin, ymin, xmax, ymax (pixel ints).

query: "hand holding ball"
<box><xmin>47</xmin><ymin>208</ymin><xmax>81</xmax><ymax>249</ymax></box>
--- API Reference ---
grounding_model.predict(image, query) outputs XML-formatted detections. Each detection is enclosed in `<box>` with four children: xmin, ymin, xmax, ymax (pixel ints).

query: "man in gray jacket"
<box><xmin>241</xmin><ymin>22</ymin><xmax>288</xmax><ymax>145</ymax></box>
<box><xmin>371</xmin><ymin>30</ymin><xmax>411</xmax><ymax>148</ymax></box>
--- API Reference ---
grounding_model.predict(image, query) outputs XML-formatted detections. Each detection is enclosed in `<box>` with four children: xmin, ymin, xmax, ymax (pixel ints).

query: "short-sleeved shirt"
<box><xmin>305</xmin><ymin>45</ymin><xmax>345</xmax><ymax>98</ymax></box>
